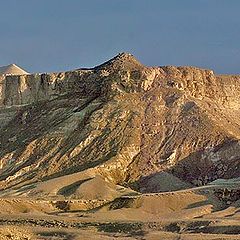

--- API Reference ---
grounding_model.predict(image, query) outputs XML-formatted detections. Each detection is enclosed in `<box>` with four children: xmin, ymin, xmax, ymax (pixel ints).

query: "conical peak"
<box><xmin>94</xmin><ymin>52</ymin><xmax>144</xmax><ymax>71</ymax></box>
<box><xmin>0</xmin><ymin>63</ymin><xmax>28</xmax><ymax>76</ymax></box>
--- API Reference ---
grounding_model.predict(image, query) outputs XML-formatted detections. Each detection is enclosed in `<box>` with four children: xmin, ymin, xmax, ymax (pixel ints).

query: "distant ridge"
<box><xmin>0</xmin><ymin>63</ymin><xmax>28</xmax><ymax>76</ymax></box>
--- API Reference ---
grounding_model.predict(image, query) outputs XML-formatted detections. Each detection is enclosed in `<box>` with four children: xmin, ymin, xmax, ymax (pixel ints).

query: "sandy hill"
<box><xmin>0</xmin><ymin>63</ymin><xmax>28</xmax><ymax>76</ymax></box>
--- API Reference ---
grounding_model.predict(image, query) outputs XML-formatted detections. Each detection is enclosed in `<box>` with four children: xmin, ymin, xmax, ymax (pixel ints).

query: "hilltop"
<box><xmin>0</xmin><ymin>64</ymin><xmax>28</xmax><ymax>76</ymax></box>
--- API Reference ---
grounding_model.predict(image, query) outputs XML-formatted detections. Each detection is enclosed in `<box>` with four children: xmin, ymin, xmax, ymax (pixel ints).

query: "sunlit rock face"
<box><xmin>0</xmin><ymin>53</ymin><xmax>240</xmax><ymax>192</ymax></box>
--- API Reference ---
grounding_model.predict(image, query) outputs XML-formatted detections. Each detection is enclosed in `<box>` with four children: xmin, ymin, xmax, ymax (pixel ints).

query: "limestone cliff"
<box><xmin>0</xmin><ymin>53</ymin><xmax>240</xmax><ymax>193</ymax></box>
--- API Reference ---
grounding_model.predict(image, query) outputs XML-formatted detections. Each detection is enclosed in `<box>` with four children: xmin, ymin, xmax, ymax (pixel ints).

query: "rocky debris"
<box><xmin>214</xmin><ymin>188</ymin><xmax>240</xmax><ymax>205</ymax></box>
<box><xmin>170</xmin><ymin>141</ymin><xmax>240</xmax><ymax>187</ymax></box>
<box><xmin>179</xmin><ymin>161</ymin><xmax>229</xmax><ymax>187</ymax></box>
<box><xmin>51</xmin><ymin>199</ymin><xmax>110</xmax><ymax>211</ymax></box>
<box><xmin>0</xmin><ymin>226</ymin><xmax>33</xmax><ymax>240</ymax></box>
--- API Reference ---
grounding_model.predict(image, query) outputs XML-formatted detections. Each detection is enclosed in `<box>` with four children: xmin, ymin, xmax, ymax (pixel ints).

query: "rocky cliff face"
<box><xmin>0</xmin><ymin>53</ymin><xmax>240</xmax><ymax>193</ymax></box>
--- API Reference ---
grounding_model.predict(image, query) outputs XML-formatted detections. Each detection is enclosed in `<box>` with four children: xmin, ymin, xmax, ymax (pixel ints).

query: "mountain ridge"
<box><xmin>0</xmin><ymin>53</ymin><xmax>239</xmax><ymax>195</ymax></box>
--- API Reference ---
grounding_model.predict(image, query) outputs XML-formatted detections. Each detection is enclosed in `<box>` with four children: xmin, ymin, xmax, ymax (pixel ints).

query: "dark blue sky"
<box><xmin>0</xmin><ymin>0</ymin><xmax>239</xmax><ymax>74</ymax></box>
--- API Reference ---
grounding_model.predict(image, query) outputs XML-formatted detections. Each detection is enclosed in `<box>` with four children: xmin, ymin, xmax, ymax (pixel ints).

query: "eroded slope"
<box><xmin>0</xmin><ymin>53</ymin><xmax>240</xmax><ymax>196</ymax></box>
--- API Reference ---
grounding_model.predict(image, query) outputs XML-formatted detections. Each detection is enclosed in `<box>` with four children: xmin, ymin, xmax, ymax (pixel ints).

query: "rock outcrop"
<box><xmin>0</xmin><ymin>53</ymin><xmax>240</xmax><ymax>194</ymax></box>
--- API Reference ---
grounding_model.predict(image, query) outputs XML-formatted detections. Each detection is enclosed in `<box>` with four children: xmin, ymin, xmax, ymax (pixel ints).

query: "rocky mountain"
<box><xmin>0</xmin><ymin>52</ymin><xmax>239</xmax><ymax>195</ymax></box>
<box><xmin>1</xmin><ymin>53</ymin><xmax>240</xmax><ymax>239</ymax></box>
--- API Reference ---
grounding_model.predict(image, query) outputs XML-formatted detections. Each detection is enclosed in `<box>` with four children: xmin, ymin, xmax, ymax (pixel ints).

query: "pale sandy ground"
<box><xmin>0</xmin><ymin>176</ymin><xmax>239</xmax><ymax>239</ymax></box>
<box><xmin>0</xmin><ymin>193</ymin><xmax>239</xmax><ymax>239</ymax></box>
<box><xmin>1</xmin><ymin>223</ymin><xmax>240</xmax><ymax>239</ymax></box>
